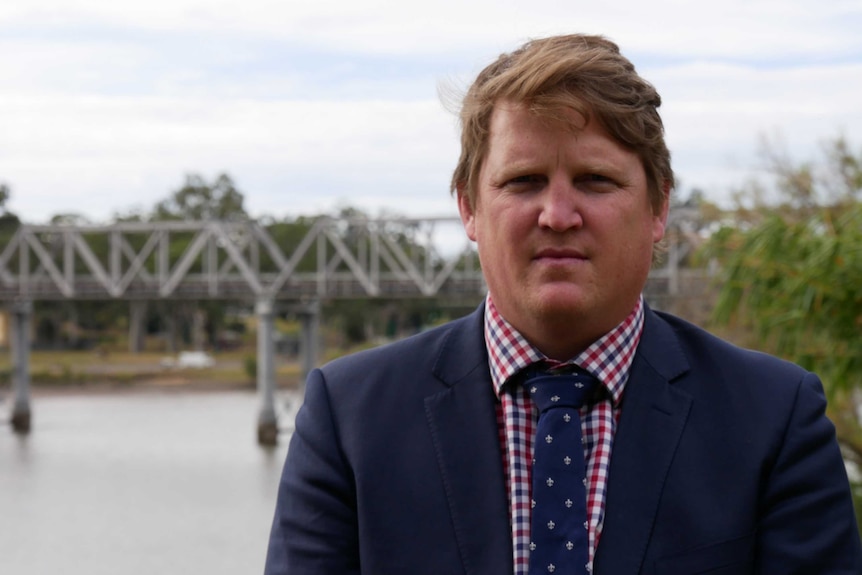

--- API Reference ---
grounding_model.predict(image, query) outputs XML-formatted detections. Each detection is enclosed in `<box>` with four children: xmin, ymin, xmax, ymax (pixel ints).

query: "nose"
<box><xmin>537</xmin><ymin>178</ymin><xmax>583</xmax><ymax>231</ymax></box>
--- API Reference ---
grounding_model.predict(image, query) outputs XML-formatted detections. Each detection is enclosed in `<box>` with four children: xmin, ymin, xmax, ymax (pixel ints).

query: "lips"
<box><xmin>533</xmin><ymin>247</ymin><xmax>587</xmax><ymax>260</ymax></box>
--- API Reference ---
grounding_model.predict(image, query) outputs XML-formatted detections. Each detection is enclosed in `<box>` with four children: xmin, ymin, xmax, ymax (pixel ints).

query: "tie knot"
<box><xmin>525</xmin><ymin>369</ymin><xmax>599</xmax><ymax>413</ymax></box>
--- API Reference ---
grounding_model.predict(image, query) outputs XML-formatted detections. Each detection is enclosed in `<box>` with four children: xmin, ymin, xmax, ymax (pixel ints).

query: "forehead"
<box><xmin>483</xmin><ymin>101</ymin><xmax>637</xmax><ymax>169</ymax></box>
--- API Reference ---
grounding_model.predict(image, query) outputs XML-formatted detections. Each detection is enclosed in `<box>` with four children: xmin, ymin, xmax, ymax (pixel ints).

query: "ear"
<box><xmin>651</xmin><ymin>182</ymin><xmax>671</xmax><ymax>243</ymax></box>
<box><xmin>457</xmin><ymin>184</ymin><xmax>478</xmax><ymax>242</ymax></box>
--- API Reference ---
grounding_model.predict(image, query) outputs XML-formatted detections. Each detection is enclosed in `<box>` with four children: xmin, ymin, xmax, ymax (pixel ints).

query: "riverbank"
<box><xmin>0</xmin><ymin>349</ymin><xmax>304</xmax><ymax>395</ymax></box>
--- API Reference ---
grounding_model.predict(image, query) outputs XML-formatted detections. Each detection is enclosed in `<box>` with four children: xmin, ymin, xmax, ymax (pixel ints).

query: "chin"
<box><xmin>532</xmin><ymin>283</ymin><xmax>589</xmax><ymax>309</ymax></box>
<box><xmin>531</xmin><ymin>293</ymin><xmax>591</xmax><ymax>324</ymax></box>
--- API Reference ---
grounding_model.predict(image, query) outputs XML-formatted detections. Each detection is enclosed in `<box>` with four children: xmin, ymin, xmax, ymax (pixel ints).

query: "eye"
<box><xmin>585</xmin><ymin>174</ymin><xmax>612</xmax><ymax>183</ymax></box>
<box><xmin>577</xmin><ymin>173</ymin><xmax>617</xmax><ymax>191</ymax></box>
<box><xmin>507</xmin><ymin>174</ymin><xmax>546</xmax><ymax>188</ymax></box>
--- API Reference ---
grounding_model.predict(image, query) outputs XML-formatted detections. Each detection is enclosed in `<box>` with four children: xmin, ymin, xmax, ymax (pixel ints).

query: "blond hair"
<box><xmin>451</xmin><ymin>34</ymin><xmax>673</xmax><ymax>214</ymax></box>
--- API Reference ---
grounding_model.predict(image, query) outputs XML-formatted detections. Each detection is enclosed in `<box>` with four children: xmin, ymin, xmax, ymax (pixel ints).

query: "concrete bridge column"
<box><xmin>163</xmin><ymin>307</ymin><xmax>178</xmax><ymax>353</ymax></box>
<box><xmin>298</xmin><ymin>300</ymin><xmax>320</xmax><ymax>388</ymax></box>
<box><xmin>129</xmin><ymin>300</ymin><xmax>147</xmax><ymax>353</ymax></box>
<box><xmin>9</xmin><ymin>300</ymin><xmax>32</xmax><ymax>434</ymax></box>
<box><xmin>256</xmin><ymin>298</ymin><xmax>278</xmax><ymax>446</ymax></box>
<box><xmin>192</xmin><ymin>308</ymin><xmax>206</xmax><ymax>351</ymax></box>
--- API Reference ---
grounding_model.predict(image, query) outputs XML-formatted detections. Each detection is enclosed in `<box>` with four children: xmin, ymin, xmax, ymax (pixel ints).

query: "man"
<box><xmin>264</xmin><ymin>34</ymin><xmax>862</xmax><ymax>574</ymax></box>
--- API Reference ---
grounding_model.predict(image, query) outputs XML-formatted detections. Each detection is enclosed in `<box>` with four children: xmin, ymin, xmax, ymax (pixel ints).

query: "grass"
<box><xmin>0</xmin><ymin>348</ymin><xmax>303</xmax><ymax>390</ymax></box>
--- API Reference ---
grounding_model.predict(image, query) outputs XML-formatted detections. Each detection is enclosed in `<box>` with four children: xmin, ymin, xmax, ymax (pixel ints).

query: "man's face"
<box><xmin>458</xmin><ymin>101</ymin><xmax>668</xmax><ymax>359</ymax></box>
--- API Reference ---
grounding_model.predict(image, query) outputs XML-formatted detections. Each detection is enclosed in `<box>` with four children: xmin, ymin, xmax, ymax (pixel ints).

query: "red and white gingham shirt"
<box><xmin>484</xmin><ymin>294</ymin><xmax>644</xmax><ymax>574</ymax></box>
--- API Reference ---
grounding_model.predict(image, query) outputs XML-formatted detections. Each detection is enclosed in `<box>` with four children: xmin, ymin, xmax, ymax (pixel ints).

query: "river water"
<box><xmin>0</xmin><ymin>388</ymin><xmax>299</xmax><ymax>575</ymax></box>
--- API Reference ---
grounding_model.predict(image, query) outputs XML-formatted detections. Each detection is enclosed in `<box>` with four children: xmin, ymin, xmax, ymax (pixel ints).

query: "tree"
<box><xmin>0</xmin><ymin>182</ymin><xmax>19</xmax><ymax>238</ymax></box>
<box><xmin>153</xmin><ymin>173</ymin><xmax>247</xmax><ymax>221</ymax></box>
<box><xmin>50</xmin><ymin>213</ymin><xmax>93</xmax><ymax>225</ymax></box>
<box><xmin>703</xmin><ymin>135</ymin><xmax>862</xmax><ymax>468</ymax></box>
<box><xmin>0</xmin><ymin>182</ymin><xmax>10</xmax><ymax>212</ymax></box>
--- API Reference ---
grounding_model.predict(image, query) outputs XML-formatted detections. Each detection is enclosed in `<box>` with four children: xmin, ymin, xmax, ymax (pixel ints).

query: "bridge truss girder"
<box><xmin>0</xmin><ymin>217</ymin><xmax>485</xmax><ymax>302</ymax></box>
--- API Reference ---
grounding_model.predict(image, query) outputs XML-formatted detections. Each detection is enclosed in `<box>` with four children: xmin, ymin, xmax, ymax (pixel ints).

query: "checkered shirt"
<box><xmin>484</xmin><ymin>294</ymin><xmax>644</xmax><ymax>575</ymax></box>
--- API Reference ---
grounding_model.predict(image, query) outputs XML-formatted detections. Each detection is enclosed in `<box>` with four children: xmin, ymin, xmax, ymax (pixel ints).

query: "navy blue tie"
<box><xmin>526</xmin><ymin>367</ymin><xmax>598</xmax><ymax>575</ymax></box>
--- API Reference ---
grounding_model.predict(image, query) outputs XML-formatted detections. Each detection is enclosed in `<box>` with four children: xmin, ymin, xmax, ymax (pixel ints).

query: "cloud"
<box><xmin>654</xmin><ymin>60</ymin><xmax>862</xmax><ymax>202</ymax></box>
<box><xmin>0</xmin><ymin>91</ymin><xmax>459</xmax><ymax>220</ymax></box>
<box><xmin>1</xmin><ymin>0</ymin><xmax>860</xmax><ymax>221</ymax></box>
<box><xmin>4</xmin><ymin>0</ymin><xmax>860</xmax><ymax>59</ymax></box>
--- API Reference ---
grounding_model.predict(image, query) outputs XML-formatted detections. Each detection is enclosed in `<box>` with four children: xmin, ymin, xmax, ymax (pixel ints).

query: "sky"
<box><xmin>1</xmin><ymin>0</ymin><xmax>861</xmax><ymax>224</ymax></box>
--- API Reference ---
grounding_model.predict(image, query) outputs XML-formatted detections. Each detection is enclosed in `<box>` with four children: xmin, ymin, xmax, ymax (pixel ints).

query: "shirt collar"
<box><xmin>484</xmin><ymin>293</ymin><xmax>645</xmax><ymax>407</ymax></box>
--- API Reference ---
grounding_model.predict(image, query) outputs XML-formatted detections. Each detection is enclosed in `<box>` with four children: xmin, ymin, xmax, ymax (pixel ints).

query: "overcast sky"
<box><xmin>2</xmin><ymin>0</ymin><xmax>861</xmax><ymax>224</ymax></box>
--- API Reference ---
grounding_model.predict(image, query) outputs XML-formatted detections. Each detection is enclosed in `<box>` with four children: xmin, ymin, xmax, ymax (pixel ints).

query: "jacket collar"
<box><xmin>425</xmin><ymin>303</ymin><xmax>514</xmax><ymax>574</ymax></box>
<box><xmin>431</xmin><ymin>303</ymin><xmax>489</xmax><ymax>388</ymax></box>
<box><xmin>594</xmin><ymin>305</ymin><xmax>694</xmax><ymax>574</ymax></box>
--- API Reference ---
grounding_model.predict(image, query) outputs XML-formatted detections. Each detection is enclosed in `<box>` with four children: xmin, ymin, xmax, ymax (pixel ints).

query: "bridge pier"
<box><xmin>129</xmin><ymin>300</ymin><xmax>147</xmax><ymax>353</ymax></box>
<box><xmin>256</xmin><ymin>298</ymin><xmax>278</xmax><ymax>446</ymax></box>
<box><xmin>9</xmin><ymin>300</ymin><xmax>32</xmax><ymax>434</ymax></box>
<box><xmin>192</xmin><ymin>308</ymin><xmax>207</xmax><ymax>352</ymax></box>
<box><xmin>298</xmin><ymin>300</ymin><xmax>320</xmax><ymax>387</ymax></box>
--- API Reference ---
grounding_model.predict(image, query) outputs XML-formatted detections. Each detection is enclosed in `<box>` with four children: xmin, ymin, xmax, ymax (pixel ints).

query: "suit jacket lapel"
<box><xmin>594</xmin><ymin>307</ymin><xmax>693</xmax><ymax>574</ymax></box>
<box><xmin>424</xmin><ymin>305</ymin><xmax>514</xmax><ymax>575</ymax></box>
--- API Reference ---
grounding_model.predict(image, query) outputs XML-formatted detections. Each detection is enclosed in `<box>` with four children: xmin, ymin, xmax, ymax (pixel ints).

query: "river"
<box><xmin>0</xmin><ymin>388</ymin><xmax>300</xmax><ymax>575</ymax></box>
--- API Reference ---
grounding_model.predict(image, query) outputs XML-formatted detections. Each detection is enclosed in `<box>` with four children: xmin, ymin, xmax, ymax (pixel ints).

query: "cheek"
<box><xmin>602</xmin><ymin>210</ymin><xmax>655</xmax><ymax>262</ymax></box>
<box><xmin>494</xmin><ymin>201</ymin><xmax>535</xmax><ymax>234</ymax></box>
<box><xmin>476</xmin><ymin>216</ymin><xmax>518</xmax><ymax>268</ymax></box>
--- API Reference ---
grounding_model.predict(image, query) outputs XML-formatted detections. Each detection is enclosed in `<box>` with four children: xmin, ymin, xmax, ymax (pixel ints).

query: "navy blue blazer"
<box><xmin>264</xmin><ymin>304</ymin><xmax>862</xmax><ymax>574</ymax></box>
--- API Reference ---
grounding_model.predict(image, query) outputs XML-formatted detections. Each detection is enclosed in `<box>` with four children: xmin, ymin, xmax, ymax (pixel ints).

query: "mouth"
<box><xmin>533</xmin><ymin>248</ymin><xmax>588</xmax><ymax>262</ymax></box>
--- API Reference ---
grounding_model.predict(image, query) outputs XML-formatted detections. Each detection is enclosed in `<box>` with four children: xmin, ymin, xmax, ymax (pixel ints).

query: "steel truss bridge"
<box><xmin>0</xmin><ymin>217</ymin><xmax>484</xmax><ymax>302</ymax></box>
<box><xmin>0</xmin><ymin>210</ymin><xmax>701</xmax><ymax>443</ymax></box>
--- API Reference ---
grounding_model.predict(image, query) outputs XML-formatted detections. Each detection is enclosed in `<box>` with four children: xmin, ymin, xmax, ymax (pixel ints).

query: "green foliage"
<box><xmin>243</xmin><ymin>355</ymin><xmax>257</xmax><ymax>381</ymax></box>
<box><xmin>705</xmin><ymin>134</ymin><xmax>862</xmax><ymax>395</ymax></box>
<box><xmin>50</xmin><ymin>213</ymin><xmax>92</xmax><ymax>225</ymax></box>
<box><xmin>153</xmin><ymin>173</ymin><xmax>247</xmax><ymax>221</ymax></box>
<box><xmin>262</xmin><ymin>217</ymin><xmax>317</xmax><ymax>273</ymax></box>
<box><xmin>707</xmin><ymin>204</ymin><xmax>862</xmax><ymax>394</ymax></box>
<box><xmin>0</xmin><ymin>182</ymin><xmax>10</xmax><ymax>211</ymax></box>
<box><xmin>0</xmin><ymin>212</ymin><xmax>20</xmax><ymax>246</ymax></box>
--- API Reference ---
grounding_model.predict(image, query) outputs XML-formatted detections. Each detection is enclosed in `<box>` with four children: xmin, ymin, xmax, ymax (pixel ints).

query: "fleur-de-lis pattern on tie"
<box><xmin>526</xmin><ymin>368</ymin><xmax>598</xmax><ymax>575</ymax></box>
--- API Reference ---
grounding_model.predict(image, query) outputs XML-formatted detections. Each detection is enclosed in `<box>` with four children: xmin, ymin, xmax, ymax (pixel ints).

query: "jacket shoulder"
<box><xmin>650</xmin><ymin>309</ymin><xmax>809</xmax><ymax>383</ymax></box>
<box><xmin>317</xmin><ymin>307</ymin><xmax>485</xmax><ymax>392</ymax></box>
